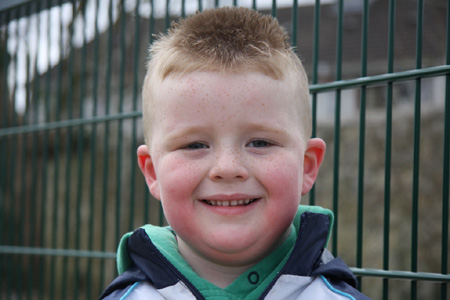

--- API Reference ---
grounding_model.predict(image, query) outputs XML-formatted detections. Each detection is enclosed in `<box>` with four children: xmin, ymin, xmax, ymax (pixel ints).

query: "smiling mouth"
<box><xmin>202</xmin><ymin>198</ymin><xmax>259</xmax><ymax>207</ymax></box>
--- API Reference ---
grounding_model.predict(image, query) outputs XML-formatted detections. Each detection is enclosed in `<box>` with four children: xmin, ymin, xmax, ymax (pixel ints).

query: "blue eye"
<box><xmin>184</xmin><ymin>142</ymin><xmax>208</xmax><ymax>150</ymax></box>
<box><xmin>248</xmin><ymin>140</ymin><xmax>272</xmax><ymax>148</ymax></box>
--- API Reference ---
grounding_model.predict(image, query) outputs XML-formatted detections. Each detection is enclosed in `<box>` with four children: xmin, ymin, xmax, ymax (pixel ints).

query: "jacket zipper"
<box><xmin>145</xmin><ymin>233</ymin><xmax>207</xmax><ymax>300</ymax></box>
<box><xmin>257</xmin><ymin>214</ymin><xmax>311</xmax><ymax>299</ymax></box>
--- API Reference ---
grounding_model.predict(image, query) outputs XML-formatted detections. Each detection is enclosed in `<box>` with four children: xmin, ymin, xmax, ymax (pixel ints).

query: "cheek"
<box><xmin>259</xmin><ymin>154</ymin><xmax>303</xmax><ymax>228</ymax></box>
<box><xmin>158</xmin><ymin>157</ymin><xmax>200</xmax><ymax>194</ymax></box>
<box><xmin>261</xmin><ymin>155</ymin><xmax>303</xmax><ymax>198</ymax></box>
<box><xmin>155</xmin><ymin>156</ymin><xmax>204</xmax><ymax>219</ymax></box>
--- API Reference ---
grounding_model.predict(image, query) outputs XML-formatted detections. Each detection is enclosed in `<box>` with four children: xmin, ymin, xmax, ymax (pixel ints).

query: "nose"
<box><xmin>209</xmin><ymin>148</ymin><xmax>249</xmax><ymax>181</ymax></box>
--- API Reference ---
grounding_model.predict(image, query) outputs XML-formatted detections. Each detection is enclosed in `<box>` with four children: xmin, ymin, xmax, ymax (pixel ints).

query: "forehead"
<box><xmin>154</xmin><ymin>71</ymin><xmax>298</xmax><ymax>112</ymax></box>
<box><xmin>147</xmin><ymin>72</ymin><xmax>305</xmax><ymax>145</ymax></box>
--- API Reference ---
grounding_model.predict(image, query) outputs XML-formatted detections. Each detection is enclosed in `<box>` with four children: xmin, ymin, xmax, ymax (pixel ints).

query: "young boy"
<box><xmin>100</xmin><ymin>7</ymin><xmax>369</xmax><ymax>300</ymax></box>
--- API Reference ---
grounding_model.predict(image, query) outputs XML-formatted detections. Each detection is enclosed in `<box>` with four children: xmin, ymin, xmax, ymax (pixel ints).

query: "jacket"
<box><xmin>100</xmin><ymin>205</ymin><xmax>370</xmax><ymax>300</ymax></box>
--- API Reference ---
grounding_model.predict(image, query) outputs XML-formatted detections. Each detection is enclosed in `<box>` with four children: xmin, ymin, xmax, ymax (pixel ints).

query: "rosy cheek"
<box><xmin>159</xmin><ymin>157</ymin><xmax>202</xmax><ymax>200</ymax></box>
<box><xmin>267</xmin><ymin>158</ymin><xmax>301</xmax><ymax>189</ymax></box>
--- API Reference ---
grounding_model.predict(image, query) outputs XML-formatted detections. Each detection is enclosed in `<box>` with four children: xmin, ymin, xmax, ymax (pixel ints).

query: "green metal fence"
<box><xmin>0</xmin><ymin>0</ymin><xmax>449</xmax><ymax>299</ymax></box>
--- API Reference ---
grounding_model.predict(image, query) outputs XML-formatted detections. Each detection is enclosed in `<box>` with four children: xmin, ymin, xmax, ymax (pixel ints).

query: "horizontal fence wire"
<box><xmin>0</xmin><ymin>245</ymin><xmax>449</xmax><ymax>282</ymax></box>
<box><xmin>310</xmin><ymin>65</ymin><xmax>450</xmax><ymax>93</ymax></box>
<box><xmin>350</xmin><ymin>268</ymin><xmax>450</xmax><ymax>283</ymax></box>
<box><xmin>0</xmin><ymin>246</ymin><xmax>116</xmax><ymax>259</ymax></box>
<box><xmin>0</xmin><ymin>111</ymin><xmax>142</xmax><ymax>137</ymax></box>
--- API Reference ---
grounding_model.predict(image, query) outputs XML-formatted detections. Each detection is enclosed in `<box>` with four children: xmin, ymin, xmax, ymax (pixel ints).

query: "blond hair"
<box><xmin>142</xmin><ymin>7</ymin><xmax>311</xmax><ymax>143</ymax></box>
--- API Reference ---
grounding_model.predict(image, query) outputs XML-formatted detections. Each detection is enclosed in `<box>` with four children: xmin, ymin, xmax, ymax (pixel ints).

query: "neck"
<box><xmin>177</xmin><ymin>240</ymin><xmax>255</xmax><ymax>289</ymax></box>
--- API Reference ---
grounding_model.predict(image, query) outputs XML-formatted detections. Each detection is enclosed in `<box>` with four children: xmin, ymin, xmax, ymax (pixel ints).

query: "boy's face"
<box><xmin>138</xmin><ymin>71</ymin><xmax>325</xmax><ymax>267</ymax></box>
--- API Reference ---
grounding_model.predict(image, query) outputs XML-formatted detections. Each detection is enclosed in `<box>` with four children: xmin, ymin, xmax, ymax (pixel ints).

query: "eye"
<box><xmin>183</xmin><ymin>142</ymin><xmax>209</xmax><ymax>150</ymax></box>
<box><xmin>247</xmin><ymin>139</ymin><xmax>273</xmax><ymax>148</ymax></box>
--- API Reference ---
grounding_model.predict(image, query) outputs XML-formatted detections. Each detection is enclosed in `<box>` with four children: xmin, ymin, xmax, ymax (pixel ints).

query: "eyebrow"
<box><xmin>164</xmin><ymin>122</ymin><xmax>291</xmax><ymax>142</ymax></box>
<box><xmin>242</xmin><ymin>122</ymin><xmax>289</xmax><ymax>135</ymax></box>
<box><xmin>163</xmin><ymin>125</ymin><xmax>211</xmax><ymax>140</ymax></box>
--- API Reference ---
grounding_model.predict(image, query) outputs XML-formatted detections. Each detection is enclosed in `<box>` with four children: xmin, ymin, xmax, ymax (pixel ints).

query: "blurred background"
<box><xmin>0</xmin><ymin>0</ymin><xmax>449</xmax><ymax>299</ymax></box>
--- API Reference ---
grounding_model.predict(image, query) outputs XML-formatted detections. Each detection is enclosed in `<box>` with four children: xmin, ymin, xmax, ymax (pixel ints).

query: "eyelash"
<box><xmin>180</xmin><ymin>139</ymin><xmax>275</xmax><ymax>150</ymax></box>
<box><xmin>247</xmin><ymin>139</ymin><xmax>275</xmax><ymax>148</ymax></box>
<box><xmin>182</xmin><ymin>142</ymin><xmax>209</xmax><ymax>150</ymax></box>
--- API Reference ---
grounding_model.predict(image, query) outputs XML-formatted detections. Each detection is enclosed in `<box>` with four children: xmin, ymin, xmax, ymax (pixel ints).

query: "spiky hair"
<box><xmin>146</xmin><ymin>7</ymin><xmax>302</xmax><ymax>79</ymax></box>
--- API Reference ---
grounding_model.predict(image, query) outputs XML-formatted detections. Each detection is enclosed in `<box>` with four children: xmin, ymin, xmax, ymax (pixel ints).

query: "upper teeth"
<box><xmin>204</xmin><ymin>199</ymin><xmax>254</xmax><ymax>206</ymax></box>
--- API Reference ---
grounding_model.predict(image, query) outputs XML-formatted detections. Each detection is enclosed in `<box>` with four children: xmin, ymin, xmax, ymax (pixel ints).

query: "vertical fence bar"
<box><xmin>182</xmin><ymin>0</ymin><xmax>186</xmax><ymax>17</ymax></box>
<box><xmin>39</xmin><ymin>0</ymin><xmax>53</xmax><ymax>297</ymax></box>
<box><xmin>100</xmin><ymin>0</ymin><xmax>114</xmax><ymax>290</ymax></box>
<box><xmin>309</xmin><ymin>0</ymin><xmax>321</xmax><ymax>206</ymax></box>
<box><xmin>9</xmin><ymin>6</ymin><xmax>18</xmax><ymax>300</ymax></box>
<box><xmin>442</xmin><ymin>2</ymin><xmax>450</xmax><ymax>299</ymax></box>
<box><xmin>18</xmin><ymin>3</ymin><xmax>32</xmax><ymax>297</ymax></box>
<box><xmin>14</xmin><ymin>4</ymin><xmax>27</xmax><ymax>297</ymax></box>
<box><xmin>383</xmin><ymin>1</ymin><xmax>396</xmax><ymax>299</ymax></box>
<box><xmin>129</xmin><ymin>0</ymin><xmax>141</xmax><ymax>231</ymax></box>
<box><xmin>442</xmin><ymin>78</ymin><xmax>450</xmax><ymax>300</ymax></box>
<box><xmin>271</xmin><ymin>0</ymin><xmax>276</xmax><ymax>17</ymax></box>
<box><xmin>160</xmin><ymin>0</ymin><xmax>171</xmax><ymax>227</ymax></box>
<box><xmin>332</xmin><ymin>0</ymin><xmax>343</xmax><ymax>257</ymax></box>
<box><xmin>5</xmin><ymin>13</ymin><xmax>17</xmax><ymax>298</ymax></box>
<box><xmin>11</xmin><ymin>8</ymin><xmax>18</xmax><ymax>131</ymax></box>
<box><xmin>145</xmin><ymin>0</ymin><xmax>155</xmax><ymax>225</ymax></box>
<box><xmin>411</xmin><ymin>1</ymin><xmax>423</xmax><ymax>299</ymax></box>
<box><xmin>0</xmin><ymin>9</ymin><xmax>7</xmax><ymax>299</ymax></box>
<box><xmin>5</xmin><ymin>10</ymin><xmax>15</xmax><ymax>287</ymax></box>
<box><xmin>165</xmin><ymin>0</ymin><xmax>170</xmax><ymax>30</ymax></box>
<box><xmin>50</xmin><ymin>1</ymin><xmax>64</xmax><ymax>298</ymax></box>
<box><xmin>29</xmin><ymin>1</ymin><xmax>42</xmax><ymax>297</ymax></box>
<box><xmin>87</xmin><ymin>0</ymin><xmax>100</xmax><ymax>297</ymax></box>
<box><xmin>383</xmin><ymin>81</ymin><xmax>392</xmax><ymax>300</ymax></box>
<box><xmin>0</xmin><ymin>6</ymin><xmax>8</xmax><ymax>253</ymax></box>
<box><xmin>19</xmin><ymin>3</ymin><xmax>35</xmax><ymax>297</ymax></box>
<box><xmin>311</xmin><ymin>0</ymin><xmax>321</xmax><ymax>129</ymax></box>
<box><xmin>0</xmin><ymin>9</ymin><xmax>9</xmax><ymax>128</ymax></box>
<box><xmin>74</xmin><ymin>4</ymin><xmax>88</xmax><ymax>299</ymax></box>
<box><xmin>115</xmin><ymin>0</ymin><xmax>126</xmax><ymax>246</ymax></box>
<box><xmin>62</xmin><ymin>1</ymin><xmax>76</xmax><ymax>298</ymax></box>
<box><xmin>356</xmin><ymin>0</ymin><xmax>369</xmax><ymax>291</ymax></box>
<box><xmin>291</xmin><ymin>0</ymin><xmax>297</xmax><ymax>49</ymax></box>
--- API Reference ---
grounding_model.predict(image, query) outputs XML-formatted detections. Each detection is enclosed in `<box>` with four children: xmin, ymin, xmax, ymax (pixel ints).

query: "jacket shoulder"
<box><xmin>265</xmin><ymin>274</ymin><xmax>370</xmax><ymax>300</ymax></box>
<box><xmin>101</xmin><ymin>280</ymin><xmax>165</xmax><ymax>300</ymax></box>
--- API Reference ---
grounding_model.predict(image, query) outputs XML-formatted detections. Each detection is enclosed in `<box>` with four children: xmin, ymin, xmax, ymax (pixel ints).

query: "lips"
<box><xmin>202</xmin><ymin>198</ymin><xmax>259</xmax><ymax>207</ymax></box>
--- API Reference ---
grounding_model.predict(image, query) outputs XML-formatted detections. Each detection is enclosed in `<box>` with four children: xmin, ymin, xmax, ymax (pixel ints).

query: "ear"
<box><xmin>137</xmin><ymin>145</ymin><xmax>161</xmax><ymax>200</ymax></box>
<box><xmin>301</xmin><ymin>138</ymin><xmax>326</xmax><ymax>195</ymax></box>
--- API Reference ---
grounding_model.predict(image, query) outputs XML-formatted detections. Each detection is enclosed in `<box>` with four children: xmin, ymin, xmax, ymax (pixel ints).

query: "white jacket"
<box><xmin>100</xmin><ymin>206</ymin><xmax>370</xmax><ymax>300</ymax></box>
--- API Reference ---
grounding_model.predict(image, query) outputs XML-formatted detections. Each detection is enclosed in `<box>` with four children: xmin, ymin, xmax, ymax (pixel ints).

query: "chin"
<box><xmin>201</xmin><ymin>234</ymin><xmax>279</xmax><ymax>266</ymax></box>
<box><xmin>205</xmin><ymin>247</ymin><xmax>268</xmax><ymax>267</ymax></box>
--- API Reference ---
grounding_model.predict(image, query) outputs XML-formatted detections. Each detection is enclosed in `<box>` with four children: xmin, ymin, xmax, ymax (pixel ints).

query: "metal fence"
<box><xmin>0</xmin><ymin>0</ymin><xmax>449</xmax><ymax>299</ymax></box>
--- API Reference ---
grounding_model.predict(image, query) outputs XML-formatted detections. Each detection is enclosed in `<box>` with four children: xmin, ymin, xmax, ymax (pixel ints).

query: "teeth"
<box><xmin>204</xmin><ymin>199</ymin><xmax>257</xmax><ymax>207</ymax></box>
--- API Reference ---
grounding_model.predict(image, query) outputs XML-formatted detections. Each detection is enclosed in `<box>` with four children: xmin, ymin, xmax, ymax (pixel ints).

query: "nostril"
<box><xmin>209</xmin><ymin>151</ymin><xmax>249</xmax><ymax>180</ymax></box>
<box><xmin>209</xmin><ymin>165</ymin><xmax>248</xmax><ymax>181</ymax></box>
